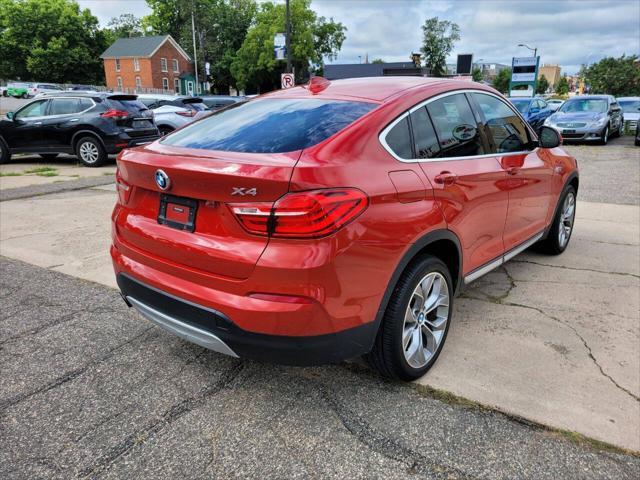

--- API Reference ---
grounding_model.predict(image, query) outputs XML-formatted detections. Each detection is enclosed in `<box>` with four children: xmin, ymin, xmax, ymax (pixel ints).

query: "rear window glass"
<box><xmin>161</xmin><ymin>98</ymin><xmax>376</xmax><ymax>153</ymax></box>
<box><xmin>184</xmin><ymin>102</ymin><xmax>206</xmax><ymax>111</ymax></box>
<box><xmin>106</xmin><ymin>98</ymin><xmax>149</xmax><ymax>114</ymax></box>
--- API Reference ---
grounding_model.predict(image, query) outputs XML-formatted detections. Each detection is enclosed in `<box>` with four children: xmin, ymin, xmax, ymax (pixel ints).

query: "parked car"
<box><xmin>617</xmin><ymin>97</ymin><xmax>640</xmax><ymax>133</ymax></box>
<box><xmin>544</xmin><ymin>95</ymin><xmax>624</xmax><ymax>144</ymax></box>
<box><xmin>0</xmin><ymin>86</ymin><xmax>7</xmax><ymax>97</ymax></box>
<box><xmin>200</xmin><ymin>95</ymin><xmax>246</xmax><ymax>111</ymax></box>
<box><xmin>635</xmin><ymin>121</ymin><xmax>640</xmax><ymax>147</ymax></box>
<box><xmin>137</xmin><ymin>94</ymin><xmax>209</xmax><ymax>135</ymax></box>
<box><xmin>67</xmin><ymin>84</ymin><xmax>99</xmax><ymax>94</ymax></box>
<box><xmin>0</xmin><ymin>93</ymin><xmax>159</xmax><ymax>167</ymax></box>
<box><xmin>111</xmin><ymin>76</ymin><xmax>578</xmax><ymax>380</ymax></box>
<box><xmin>508</xmin><ymin>97</ymin><xmax>553</xmax><ymax>132</ymax></box>
<box><xmin>7</xmin><ymin>82</ymin><xmax>33</xmax><ymax>98</ymax></box>
<box><xmin>31</xmin><ymin>83</ymin><xmax>64</xmax><ymax>97</ymax></box>
<box><xmin>545</xmin><ymin>99</ymin><xmax>564</xmax><ymax>111</ymax></box>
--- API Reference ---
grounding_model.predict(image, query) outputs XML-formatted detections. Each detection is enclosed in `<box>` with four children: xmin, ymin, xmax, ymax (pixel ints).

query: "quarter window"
<box><xmin>426</xmin><ymin>93</ymin><xmax>484</xmax><ymax>158</ymax></box>
<box><xmin>409</xmin><ymin>107</ymin><xmax>440</xmax><ymax>159</ymax></box>
<box><xmin>472</xmin><ymin>92</ymin><xmax>530</xmax><ymax>153</ymax></box>
<box><xmin>385</xmin><ymin>117</ymin><xmax>413</xmax><ymax>159</ymax></box>
<box><xmin>161</xmin><ymin>58</ymin><xmax>168</xmax><ymax>72</ymax></box>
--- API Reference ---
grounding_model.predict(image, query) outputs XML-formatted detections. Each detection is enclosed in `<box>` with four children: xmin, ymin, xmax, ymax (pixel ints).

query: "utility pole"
<box><xmin>191</xmin><ymin>9</ymin><xmax>199</xmax><ymax>94</ymax></box>
<box><xmin>285</xmin><ymin>0</ymin><xmax>292</xmax><ymax>74</ymax></box>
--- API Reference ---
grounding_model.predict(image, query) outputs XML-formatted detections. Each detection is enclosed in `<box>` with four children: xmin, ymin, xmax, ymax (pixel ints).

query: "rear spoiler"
<box><xmin>107</xmin><ymin>94</ymin><xmax>138</xmax><ymax>101</ymax></box>
<box><xmin>181</xmin><ymin>97</ymin><xmax>204</xmax><ymax>104</ymax></box>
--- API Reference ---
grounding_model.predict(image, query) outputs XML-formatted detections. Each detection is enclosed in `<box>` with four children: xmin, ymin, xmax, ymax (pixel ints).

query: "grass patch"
<box><xmin>103</xmin><ymin>172</ymin><xmax>114</xmax><ymax>176</ymax></box>
<box><xmin>24</xmin><ymin>166</ymin><xmax>57</xmax><ymax>174</ymax></box>
<box><xmin>36</xmin><ymin>171</ymin><xmax>58</xmax><ymax>177</ymax></box>
<box><xmin>0</xmin><ymin>171</ymin><xmax>23</xmax><ymax>177</ymax></box>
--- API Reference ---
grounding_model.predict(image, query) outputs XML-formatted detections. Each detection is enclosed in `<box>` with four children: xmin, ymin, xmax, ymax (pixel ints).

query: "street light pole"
<box><xmin>285</xmin><ymin>0</ymin><xmax>292</xmax><ymax>74</ymax></box>
<box><xmin>191</xmin><ymin>9</ymin><xmax>199</xmax><ymax>94</ymax></box>
<box><xmin>518</xmin><ymin>43</ymin><xmax>537</xmax><ymax>58</ymax></box>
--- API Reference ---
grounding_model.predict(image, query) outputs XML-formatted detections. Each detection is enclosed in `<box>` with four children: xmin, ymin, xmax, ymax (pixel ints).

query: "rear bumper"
<box><xmin>104</xmin><ymin>133</ymin><xmax>159</xmax><ymax>154</ymax></box>
<box><xmin>116</xmin><ymin>271</ymin><xmax>377</xmax><ymax>365</ymax></box>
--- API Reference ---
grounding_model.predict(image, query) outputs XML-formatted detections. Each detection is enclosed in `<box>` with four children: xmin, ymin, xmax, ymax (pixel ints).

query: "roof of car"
<box><xmin>261</xmin><ymin>76</ymin><xmax>456</xmax><ymax>103</ymax></box>
<box><xmin>616</xmin><ymin>96</ymin><xmax>640</xmax><ymax>101</ymax></box>
<box><xmin>567</xmin><ymin>95</ymin><xmax>611</xmax><ymax>100</ymax></box>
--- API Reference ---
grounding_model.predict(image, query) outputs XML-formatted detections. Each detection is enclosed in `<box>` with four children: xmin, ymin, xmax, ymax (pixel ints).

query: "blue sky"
<box><xmin>78</xmin><ymin>0</ymin><xmax>640</xmax><ymax>75</ymax></box>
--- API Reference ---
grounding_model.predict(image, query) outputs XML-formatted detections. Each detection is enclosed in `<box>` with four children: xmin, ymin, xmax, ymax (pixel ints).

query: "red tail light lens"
<box><xmin>101</xmin><ymin>109</ymin><xmax>130</xmax><ymax>120</ymax></box>
<box><xmin>230</xmin><ymin>188</ymin><xmax>368</xmax><ymax>238</ymax></box>
<box><xmin>176</xmin><ymin>110</ymin><xmax>196</xmax><ymax>117</ymax></box>
<box><xmin>115</xmin><ymin>168</ymin><xmax>131</xmax><ymax>204</ymax></box>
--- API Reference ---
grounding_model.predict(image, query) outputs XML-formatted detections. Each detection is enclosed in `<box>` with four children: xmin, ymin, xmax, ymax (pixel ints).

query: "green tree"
<box><xmin>143</xmin><ymin>0</ymin><xmax>183</xmax><ymax>39</ymax></box>
<box><xmin>105</xmin><ymin>14</ymin><xmax>143</xmax><ymax>44</ymax></box>
<box><xmin>492</xmin><ymin>67</ymin><xmax>512</xmax><ymax>94</ymax></box>
<box><xmin>472</xmin><ymin>66</ymin><xmax>483</xmax><ymax>82</ymax></box>
<box><xmin>0</xmin><ymin>0</ymin><xmax>108</xmax><ymax>83</ymax></box>
<box><xmin>420</xmin><ymin>17</ymin><xmax>460</xmax><ymax>77</ymax></box>
<box><xmin>580</xmin><ymin>55</ymin><xmax>640</xmax><ymax>96</ymax></box>
<box><xmin>556</xmin><ymin>75</ymin><xmax>569</xmax><ymax>95</ymax></box>
<box><xmin>536</xmin><ymin>74</ymin><xmax>549</xmax><ymax>94</ymax></box>
<box><xmin>231</xmin><ymin>0</ymin><xmax>346</xmax><ymax>92</ymax></box>
<box><xmin>371</xmin><ymin>58</ymin><xmax>385</xmax><ymax>64</ymax></box>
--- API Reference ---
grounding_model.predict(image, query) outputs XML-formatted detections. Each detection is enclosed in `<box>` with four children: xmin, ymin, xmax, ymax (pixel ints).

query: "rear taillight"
<box><xmin>101</xmin><ymin>109</ymin><xmax>130</xmax><ymax>120</ymax></box>
<box><xmin>230</xmin><ymin>188</ymin><xmax>368</xmax><ymax>238</ymax></box>
<box><xmin>176</xmin><ymin>110</ymin><xmax>196</xmax><ymax>117</ymax></box>
<box><xmin>115</xmin><ymin>168</ymin><xmax>131</xmax><ymax>204</ymax></box>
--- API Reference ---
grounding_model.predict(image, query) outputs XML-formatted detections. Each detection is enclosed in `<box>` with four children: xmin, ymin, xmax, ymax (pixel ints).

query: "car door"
<box><xmin>40</xmin><ymin>97</ymin><xmax>88</xmax><ymax>151</ymax></box>
<box><xmin>406</xmin><ymin>92</ymin><xmax>509</xmax><ymax>275</ymax></box>
<box><xmin>470</xmin><ymin>92</ymin><xmax>554</xmax><ymax>253</ymax></box>
<box><xmin>3</xmin><ymin>99</ymin><xmax>50</xmax><ymax>151</ymax></box>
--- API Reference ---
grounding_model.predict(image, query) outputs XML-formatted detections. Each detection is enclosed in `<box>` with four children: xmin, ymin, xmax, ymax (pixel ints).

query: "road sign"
<box><xmin>510</xmin><ymin>56</ymin><xmax>539</xmax><ymax>98</ymax></box>
<box><xmin>281</xmin><ymin>73</ymin><xmax>295</xmax><ymax>89</ymax></box>
<box><xmin>274</xmin><ymin>33</ymin><xmax>286</xmax><ymax>60</ymax></box>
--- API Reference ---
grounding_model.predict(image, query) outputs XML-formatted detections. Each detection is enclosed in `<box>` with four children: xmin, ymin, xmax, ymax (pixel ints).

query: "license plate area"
<box><xmin>563</xmin><ymin>129</ymin><xmax>576</xmax><ymax>134</ymax></box>
<box><xmin>158</xmin><ymin>194</ymin><xmax>198</xmax><ymax>232</ymax></box>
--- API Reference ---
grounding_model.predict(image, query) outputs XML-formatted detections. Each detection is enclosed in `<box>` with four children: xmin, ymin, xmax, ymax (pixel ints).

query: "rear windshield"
<box><xmin>105</xmin><ymin>98</ymin><xmax>149</xmax><ymax>114</ymax></box>
<box><xmin>183</xmin><ymin>101</ymin><xmax>207</xmax><ymax>111</ymax></box>
<box><xmin>161</xmin><ymin>98</ymin><xmax>376</xmax><ymax>153</ymax></box>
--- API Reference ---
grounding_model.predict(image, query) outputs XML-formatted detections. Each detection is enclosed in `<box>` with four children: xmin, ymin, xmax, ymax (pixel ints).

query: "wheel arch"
<box><xmin>71</xmin><ymin>130</ymin><xmax>106</xmax><ymax>151</ymax></box>
<box><xmin>543</xmin><ymin>171</ymin><xmax>579</xmax><ymax>239</ymax></box>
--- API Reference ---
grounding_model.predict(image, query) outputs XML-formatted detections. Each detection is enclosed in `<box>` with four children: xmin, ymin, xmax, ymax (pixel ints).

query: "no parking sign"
<box><xmin>281</xmin><ymin>73</ymin><xmax>294</xmax><ymax>89</ymax></box>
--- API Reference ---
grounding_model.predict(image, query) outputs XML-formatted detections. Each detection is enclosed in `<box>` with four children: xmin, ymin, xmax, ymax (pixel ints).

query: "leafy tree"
<box><xmin>105</xmin><ymin>14</ymin><xmax>143</xmax><ymax>44</ymax></box>
<box><xmin>420</xmin><ymin>17</ymin><xmax>460</xmax><ymax>77</ymax></box>
<box><xmin>580</xmin><ymin>55</ymin><xmax>640</xmax><ymax>96</ymax></box>
<box><xmin>536</xmin><ymin>74</ymin><xmax>549</xmax><ymax>94</ymax></box>
<box><xmin>556</xmin><ymin>75</ymin><xmax>569</xmax><ymax>95</ymax></box>
<box><xmin>0</xmin><ymin>0</ymin><xmax>108</xmax><ymax>83</ymax></box>
<box><xmin>143</xmin><ymin>0</ymin><xmax>183</xmax><ymax>39</ymax></box>
<box><xmin>231</xmin><ymin>0</ymin><xmax>346</xmax><ymax>92</ymax></box>
<box><xmin>371</xmin><ymin>58</ymin><xmax>385</xmax><ymax>64</ymax></box>
<box><xmin>492</xmin><ymin>67</ymin><xmax>512</xmax><ymax>94</ymax></box>
<box><xmin>472</xmin><ymin>67</ymin><xmax>483</xmax><ymax>82</ymax></box>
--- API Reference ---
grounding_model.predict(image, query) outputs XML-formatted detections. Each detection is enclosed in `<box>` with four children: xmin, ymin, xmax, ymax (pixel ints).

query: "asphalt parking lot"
<box><xmin>1</xmin><ymin>136</ymin><xmax>639</xmax><ymax>478</ymax></box>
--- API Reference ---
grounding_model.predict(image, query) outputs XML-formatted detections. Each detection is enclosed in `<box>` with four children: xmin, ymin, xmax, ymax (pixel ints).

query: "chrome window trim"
<box><xmin>378</xmin><ymin>88</ymin><xmax>538</xmax><ymax>164</ymax></box>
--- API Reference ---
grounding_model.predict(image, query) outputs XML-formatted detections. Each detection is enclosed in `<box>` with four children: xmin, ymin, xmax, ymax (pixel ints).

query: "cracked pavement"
<box><xmin>1</xmin><ymin>257</ymin><xmax>639</xmax><ymax>479</ymax></box>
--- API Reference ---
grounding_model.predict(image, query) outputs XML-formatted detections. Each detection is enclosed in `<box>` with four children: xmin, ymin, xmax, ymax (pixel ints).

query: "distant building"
<box><xmin>539</xmin><ymin>64</ymin><xmax>562</xmax><ymax>88</ymax></box>
<box><xmin>474</xmin><ymin>62</ymin><xmax>510</xmax><ymax>80</ymax></box>
<box><xmin>100</xmin><ymin>35</ymin><xmax>199</xmax><ymax>95</ymax></box>
<box><xmin>323</xmin><ymin>62</ymin><xmax>427</xmax><ymax>80</ymax></box>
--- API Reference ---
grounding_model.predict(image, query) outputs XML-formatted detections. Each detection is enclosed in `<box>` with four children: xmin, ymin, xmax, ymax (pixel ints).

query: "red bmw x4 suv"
<box><xmin>111</xmin><ymin>77</ymin><xmax>578</xmax><ymax>380</ymax></box>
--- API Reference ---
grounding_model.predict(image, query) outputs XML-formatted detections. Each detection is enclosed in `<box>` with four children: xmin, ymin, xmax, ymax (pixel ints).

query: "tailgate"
<box><xmin>114</xmin><ymin>143</ymin><xmax>299</xmax><ymax>279</ymax></box>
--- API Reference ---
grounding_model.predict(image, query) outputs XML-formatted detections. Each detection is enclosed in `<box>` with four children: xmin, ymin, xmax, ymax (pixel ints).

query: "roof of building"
<box><xmin>323</xmin><ymin>62</ymin><xmax>423</xmax><ymax>80</ymax></box>
<box><xmin>100</xmin><ymin>35</ymin><xmax>191</xmax><ymax>61</ymax></box>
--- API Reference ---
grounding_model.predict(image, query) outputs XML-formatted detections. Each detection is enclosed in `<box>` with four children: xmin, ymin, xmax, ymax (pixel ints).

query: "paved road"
<box><xmin>1</xmin><ymin>257</ymin><xmax>638</xmax><ymax>479</ymax></box>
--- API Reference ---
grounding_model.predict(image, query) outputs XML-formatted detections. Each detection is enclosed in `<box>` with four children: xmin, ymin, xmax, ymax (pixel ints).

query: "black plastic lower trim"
<box><xmin>116</xmin><ymin>273</ymin><xmax>377</xmax><ymax>366</ymax></box>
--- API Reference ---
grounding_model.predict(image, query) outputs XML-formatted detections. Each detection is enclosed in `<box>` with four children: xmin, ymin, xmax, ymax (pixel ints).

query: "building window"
<box><xmin>174</xmin><ymin>78</ymin><xmax>180</xmax><ymax>94</ymax></box>
<box><xmin>115</xmin><ymin>58</ymin><xmax>120</xmax><ymax>71</ymax></box>
<box><xmin>134</xmin><ymin>58</ymin><xmax>140</xmax><ymax>71</ymax></box>
<box><xmin>161</xmin><ymin>58</ymin><xmax>168</xmax><ymax>72</ymax></box>
<box><xmin>116</xmin><ymin>76</ymin><xmax>123</xmax><ymax>90</ymax></box>
<box><xmin>162</xmin><ymin>77</ymin><xmax>169</xmax><ymax>91</ymax></box>
<box><xmin>135</xmin><ymin>76</ymin><xmax>142</xmax><ymax>90</ymax></box>
<box><xmin>173</xmin><ymin>59</ymin><xmax>179</xmax><ymax>73</ymax></box>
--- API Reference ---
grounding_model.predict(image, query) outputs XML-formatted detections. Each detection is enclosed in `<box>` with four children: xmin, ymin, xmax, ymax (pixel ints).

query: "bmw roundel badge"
<box><xmin>155</xmin><ymin>169</ymin><xmax>171</xmax><ymax>191</ymax></box>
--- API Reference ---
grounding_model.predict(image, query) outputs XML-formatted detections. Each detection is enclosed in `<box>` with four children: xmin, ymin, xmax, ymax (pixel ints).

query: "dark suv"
<box><xmin>0</xmin><ymin>93</ymin><xmax>159</xmax><ymax>167</ymax></box>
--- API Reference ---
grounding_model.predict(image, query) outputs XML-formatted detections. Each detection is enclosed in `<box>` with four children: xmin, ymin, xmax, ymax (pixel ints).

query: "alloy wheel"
<box><xmin>558</xmin><ymin>192</ymin><xmax>576</xmax><ymax>248</ymax></box>
<box><xmin>402</xmin><ymin>272</ymin><xmax>450</xmax><ymax>369</ymax></box>
<box><xmin>79</xmin><ymin>141</ymin><xmax>99</xmax><ymax>164</ymax></box>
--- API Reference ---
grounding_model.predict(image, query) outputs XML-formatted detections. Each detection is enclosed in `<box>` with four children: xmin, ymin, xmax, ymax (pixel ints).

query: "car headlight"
<box><xmin>592</xmin><ymin>116</ymin><xmax>608</xmax><ymax>127</ymax></box>
<box><xmin>544</xmin><ymin>117</ymin><xmax>554</xmax><ymax>126</ymax></box>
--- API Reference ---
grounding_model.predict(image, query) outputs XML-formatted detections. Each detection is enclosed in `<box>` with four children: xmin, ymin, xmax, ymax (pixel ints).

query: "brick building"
<box><xmin>100</xmin><ymin>35</ymin><xmax>195</xmax><ymax>94</ymax></box>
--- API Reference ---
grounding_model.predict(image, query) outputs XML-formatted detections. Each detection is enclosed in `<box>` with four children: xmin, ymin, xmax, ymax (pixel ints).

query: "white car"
<box><xmin>137</xmin><ymin>94</ymin><xmax>209</xmax><ymax>135</ymax></box>
<box><xmin>546</xmin><ymin>99</ymin><xmax>564</xmax><ymax>111</ymax></box>
<box><xmin>31</xmin><ymin>83</ymin><xmax>65</xmax><ymax>97</ymax></box>
<box><xmin>617</xmin><ymin>97</ymin><xmax>640</xmax><ymax>133</ymax></box>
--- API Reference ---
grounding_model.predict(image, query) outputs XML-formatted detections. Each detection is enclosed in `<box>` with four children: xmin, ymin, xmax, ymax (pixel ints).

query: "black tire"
<box><xmin>0</xmin><ymin>138</ymin><xmax>10</xmax><ymax>164</ymax></box>
<box><xmin>635</xmin><ymin>138</ymin><xmax>640</xmax><ymax>147</ymax></box>
<box><xmin>599</xmin><ymin>125</ymin><xmax>609</xmax><ymax>145</ymax></box>
<box><xmin>158</xmin><ymin>125</ymin><xmax>174</xmax><ymax>136</ymax></box>
<box><xmin>537</xmin><ymin>186</ymin><xmax>577</xmax><ymax>255</ymax></box>
<box><xmin>21</xmin><ymin>92</ymin><xmax>27</xmax><ymax>99</ymax></box>
<box><xmin>364</xmin><ymin>255</ymin><xmax>453</xmax><ymax>381</ymax></box>
<box><xmin>75</xmin><ymin>136</ymin><xmax>107</xmax><ymax>167</ymax></box>
<box><xmin>39</xmin><ymin>153</ymin><xmax>59</xmax><ymax>160</ymax></box>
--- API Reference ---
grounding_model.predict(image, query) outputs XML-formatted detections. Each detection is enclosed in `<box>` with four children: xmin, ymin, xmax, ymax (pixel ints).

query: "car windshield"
<box><xmin>510</xmin><ymin>100</ymin><xmax>529</xmax><ymax>114</ymax></box>
<box><xmin>619</xmin><ymin>100</ymin><xmax>640</xmax><ymax>113</ymax></box>
<box><xmin>559</xmin><ymin>99</ymin><xmax>608</xmax><ymax>113</ymax></box>
<box><xmin>161</xmin><ymin>98</ymin><xmax>376</xmax><ymax>153</ymax></box>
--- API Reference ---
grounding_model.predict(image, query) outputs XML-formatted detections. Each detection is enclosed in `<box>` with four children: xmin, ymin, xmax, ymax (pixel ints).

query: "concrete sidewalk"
<box><xmin>0</xmin><ymin>186</ymin><xmax>638</xmax><ymax>451</ymax></box>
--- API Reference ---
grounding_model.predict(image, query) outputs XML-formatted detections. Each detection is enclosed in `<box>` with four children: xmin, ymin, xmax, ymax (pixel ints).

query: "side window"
<box><xmin>78</xmin><ymin>98</ymin><xmax>94</xmax><ymax>111</ymax></box>
<box><xmin>15</xmin><ymin>100</ymin><xmax>48</xmax><ymax>119</ymax></box>
<box><xmin>427</xmin><ymin>93</ymin><xmax>484</xmax><ymax>158</ymax></box>
<box><xmin>50</xmin><ymin>98</ymin><xmax>80</xmax><ymax>115</ymax></box>
<box><xmin>472</xmin><ymin>93</ymin><xmax>530</xmax><ymax>154</ymax></box>
<box><xmin>385</xmin><ymin>117</ymin><xmax>413</xmax><ymax>159</ymax></box>
<box><xmin>409</xmin><ymin>107</ymin><xmax>440</xmax><ymax>159</ymax></box>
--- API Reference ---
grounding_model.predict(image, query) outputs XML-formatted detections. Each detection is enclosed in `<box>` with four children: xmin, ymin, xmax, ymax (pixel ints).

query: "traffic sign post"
<box><xmin>281</xmin><ymin>73</ymin><xmax>295</xmax><ymax>89</ymax></box>
<box><xmin>509</xmin><ymin>56</ymin><xmax>539</xmax><ymax>97</ymax></box>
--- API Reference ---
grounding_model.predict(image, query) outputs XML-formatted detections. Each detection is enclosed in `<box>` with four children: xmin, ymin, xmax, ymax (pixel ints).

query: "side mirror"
<box><xmin>539</xmin><ymin>126</ymin><xmax>561</xmax><ymax>149</ymax></box>
<box><xmin>6</xmin><ymin>111</ymin><xmax>14</xmax><ymax>120</ymax></box>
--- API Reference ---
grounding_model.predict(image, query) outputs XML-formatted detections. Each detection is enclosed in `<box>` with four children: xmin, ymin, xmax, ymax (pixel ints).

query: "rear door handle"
<box><xmin>32</xmin><ymin>121</ymin><xmax>42</xmax><ymax>126</ymax></box>
<box><xmin>434</xmin><ymin>171</ymin><xmax>458</xmax><ymax>185</ymax></box>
